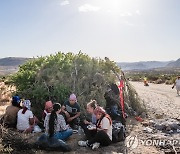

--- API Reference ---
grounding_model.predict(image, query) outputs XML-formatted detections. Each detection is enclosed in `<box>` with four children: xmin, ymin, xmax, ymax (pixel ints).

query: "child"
<box><xmin>61</xmin><ymin>94</ymin><xmax>81</xmax><ymax>129</ymax></box>
<box><xmin>78</xmin><ymin>106</ymin><xmax>112</xmax><ymax>150</ymax></box>
<box><xmin>44</xmin><ymin>103</ymin><xmax>73</xmax><ymax>140</ymax></box>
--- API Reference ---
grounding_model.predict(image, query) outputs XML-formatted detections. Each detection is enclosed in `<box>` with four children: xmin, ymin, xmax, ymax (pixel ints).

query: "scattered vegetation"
<box><xmin>125</xmin><ymin>70</ymin><xmax>179</xmax><ymax>85</ymax></box>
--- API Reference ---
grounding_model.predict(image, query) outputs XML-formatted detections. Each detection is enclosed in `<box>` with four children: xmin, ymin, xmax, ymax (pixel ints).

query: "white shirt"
<box><xmin>175</xmin><ymin>79</ymin><xmax>180</xmax><ymax>86</ymax></box>
<box><xmin>17</xmin><ymin>109</ymin><xmax>34</xmax><ymax>131</ymax></box>
<box><xmin>100</xmin><ymin>117</ymin><xmax>112</xmax><ymax>140</ymax></box>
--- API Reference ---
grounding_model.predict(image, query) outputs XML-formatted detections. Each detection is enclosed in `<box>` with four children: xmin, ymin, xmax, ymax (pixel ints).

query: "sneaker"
<box><xmin>92</xmin><ymin>142</ymin><xmax>100</xmax><ymax>150</ymax></box>
<box><xmin>73</xmin><ymin>129</ymin><xmax>78</xmax><ymax>134</ymax></box>
<box><xmin>78</xmin><ymin>140</ymin><xmax>88</xmax><ymax>147</ymax></box>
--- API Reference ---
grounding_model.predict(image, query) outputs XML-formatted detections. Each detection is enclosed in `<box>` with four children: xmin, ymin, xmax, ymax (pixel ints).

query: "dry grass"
<box><xmin>0</xmin><ymin>124</ymin><xmax>36</xmax><ymax>154</ymax></box>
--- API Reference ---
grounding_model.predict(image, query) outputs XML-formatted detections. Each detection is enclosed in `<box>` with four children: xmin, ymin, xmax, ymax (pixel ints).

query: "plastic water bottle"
<box><xmin>78</xmin><ymin>126</ymin><xmax>82</xmax><ymax>135</ymax></box>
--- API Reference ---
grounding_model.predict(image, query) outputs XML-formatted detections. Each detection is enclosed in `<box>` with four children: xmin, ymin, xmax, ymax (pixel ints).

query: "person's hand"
<box><xmin>67</xmin><ymin>117</ymin><xmax>73</xmax><ymax>122</ymax></box>
<box><xmin>66</xmin><ymin>124</ymin><xmax>70</xmax><ymax>128</ymax></box>
<box><xmin>84</xmin><ymin>120</ymin><xmax>90</xmax><ymax>125</ymax></box>
<box><xmin>87</xmin><ymin>124</ymin><xmax>96</xmax><ymax>130</ymax></box>
<box><xmin>64</xmin><ymin>111</ymin><xmax>70</xmax><ymax>118</ymax></box>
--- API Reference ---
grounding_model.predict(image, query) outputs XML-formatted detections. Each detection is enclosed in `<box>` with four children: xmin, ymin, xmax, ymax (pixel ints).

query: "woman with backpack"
<box><xmin>78</xmin><ymin>106</ymin><xmax>112</xmax><ymax>150</ymax></box>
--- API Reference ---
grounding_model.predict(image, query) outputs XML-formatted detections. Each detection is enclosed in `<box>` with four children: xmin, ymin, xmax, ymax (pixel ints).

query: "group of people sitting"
<box><xmin>1</xmin><ymin>83</ymin><xmax>125</xmax><ymax>150</ymax></box>
<box><xmin>2</xmin><ymin>96</ymin><xmax>39</xmax><ymax>133</ymax></box>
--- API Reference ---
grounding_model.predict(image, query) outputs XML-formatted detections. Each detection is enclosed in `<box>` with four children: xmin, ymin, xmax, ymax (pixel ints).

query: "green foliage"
<box><xmin>10</xmin><ymin>52</ymin><xmax>120</xmax><ymax>118</ymax></box>
<box><xmin>126</xmin><ymin>71</ymin><xmax>179</xmax><ymax>84</ymax></box>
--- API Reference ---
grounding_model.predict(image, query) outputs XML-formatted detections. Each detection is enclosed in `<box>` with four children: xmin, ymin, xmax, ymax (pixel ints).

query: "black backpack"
<box><xmin>112</xmin><ymin>121</ymin><xmax>126</xmax><ymax>143</ymax></box>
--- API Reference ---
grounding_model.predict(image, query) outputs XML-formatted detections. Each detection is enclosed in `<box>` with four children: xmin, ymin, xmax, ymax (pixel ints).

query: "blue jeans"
<box><xmin>54</xmin><ymin>129</ymin><xmax>73</xmax><ymax>140</ymax></box>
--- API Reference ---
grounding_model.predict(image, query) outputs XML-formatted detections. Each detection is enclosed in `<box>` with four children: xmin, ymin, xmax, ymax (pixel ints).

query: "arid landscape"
<box><xmin>128</xmin><ymin>81</ymin><xmax>180</xmax><ymax>154</ymax></box>
<box><xmin>1</xmin><ymin>0</ymin><xmax>180</xmax><ymax>153</ymax></box>
<box><xmin>0</xmin><ymin>81</ymin><xmax>180</xmax><ymax>154</ymax></box>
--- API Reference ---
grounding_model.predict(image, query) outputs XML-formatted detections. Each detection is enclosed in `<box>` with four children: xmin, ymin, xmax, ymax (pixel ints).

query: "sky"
<box><xmin>0</xmin><ymin>0</ymin><xmax>180</xmax><ymax>62</ymax></box>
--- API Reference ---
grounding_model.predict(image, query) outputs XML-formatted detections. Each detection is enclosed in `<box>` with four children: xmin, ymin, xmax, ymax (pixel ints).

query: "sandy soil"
<box><xmin>130</xmin><ymin>82</ymin><xmax>180</xmax><ymax>120</ymax></box>
<box><xmin>128</xmin><ymin>82</ymin><xmax>180</xmax><ymax>154</ymax></box>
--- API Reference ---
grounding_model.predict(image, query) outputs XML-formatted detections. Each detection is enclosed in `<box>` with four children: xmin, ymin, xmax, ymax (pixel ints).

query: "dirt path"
<box><xmin>126</xmin><ymin>82</ymin><xmax>180</xmax><ymax>154</ymax></box>
<box><xmin>130</xmin><ymin>82</ymin><xmax>180</xmax><ymax>120</ymax></box>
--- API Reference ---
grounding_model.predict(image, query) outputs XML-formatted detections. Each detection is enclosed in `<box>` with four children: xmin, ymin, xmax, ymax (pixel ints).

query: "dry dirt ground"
<box><xmin>0</xmin><ymin>82</ymin><xmax>180</xmax><ymax>154</ymax></box>
<box><xmin>128</xmin><ymin>81</ymin><xmax>180</xmax><ymax>154</ymax></box>
<box><xmin>130</xmin><ymin>81</ymin><xmax>180</xmax><ymax>120</ymax></box>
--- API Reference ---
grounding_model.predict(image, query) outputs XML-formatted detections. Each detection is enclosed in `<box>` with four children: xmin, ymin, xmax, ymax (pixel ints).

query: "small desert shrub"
<box><xmin>165</xmin><ymin>80</ymin><xmax>173</xmax><ymax>85</ymax></box>
<box><xmin>155</xmin><ymin>79</ymin><xmax>164</xmax><ymax>84</ymax></box>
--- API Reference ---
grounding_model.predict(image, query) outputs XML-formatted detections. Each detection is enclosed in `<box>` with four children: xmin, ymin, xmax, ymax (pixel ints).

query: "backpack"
<box><xmin>112</xmin><ymin>121</ymin><xmax>126</xmax><ymax>143</ymax></box>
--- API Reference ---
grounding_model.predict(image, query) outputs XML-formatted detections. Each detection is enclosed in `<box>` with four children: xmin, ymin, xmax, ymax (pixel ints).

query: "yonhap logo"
<box><xmin>125</xmin><ymin>135</ymin><xmax>180</xmax><ymax>150</ymax></box>
<box><xmin>125</xmin><ymin>135</ymin><xmax>139</xmax><ymax>150</ymax></box>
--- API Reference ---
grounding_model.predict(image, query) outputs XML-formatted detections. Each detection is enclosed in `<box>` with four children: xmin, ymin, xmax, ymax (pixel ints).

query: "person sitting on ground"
<box><xmin>172</xmin><ymin>76</ymin><xmax>180</xmax><ymax>96</ymax></box>
<box><xmin>61</xmin><ymin>94</ymin><xmax>81</xmax><ymax>129</ymax></box>
<box><xmin>17</xmin><ymin>100</ymin><xmax>39</xmax><ymax>133</ymax></box>
<box><xmin>78</xmin><ymin>106</ymin><xmax>112</xmax><ymax>150</ymax></box>
<box><xmin>80</xmin><ymin>100</ymin><xmax>98</xmax><ymax>139</ymax></box>
<box><xmin>44</xmin><ymin>103</ymin><xmax>73</xmax><ymax>140</ymax></box>
<box><xmin>42</xmin><ymin>101</ymin><xmax>53</xmax><ymax>121</ymax></box>
<box><xmin>3</xmin><ymin>95</ymin><xmax>22</xmax><ymax>128</ymax></box>
<box><xmin>104</xmin><ymin>83</ymin><xmax>125</xmax><ymax>125</ymax></box>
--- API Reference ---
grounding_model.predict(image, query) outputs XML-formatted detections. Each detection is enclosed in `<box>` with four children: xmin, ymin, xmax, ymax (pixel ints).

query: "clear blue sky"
<box><xmin>0</xmin><ymin>0</ymin><xmax>180</xmax><ymax>62</ymax></box>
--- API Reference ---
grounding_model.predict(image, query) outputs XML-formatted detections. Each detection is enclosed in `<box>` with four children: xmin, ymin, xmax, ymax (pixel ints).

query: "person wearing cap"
<box><xmin>3</xmin><ymin>95</ymin><xmax>22</xmax><ymax>128</ymax></box>
<box><xmin>17</xmin><ymin>100</ymin><xmax>38</xmax><ymax>133</ymax></box>
<box><xmin>42</xmin><ymin>101</ymin><xmax>53</xmax><ymax>121</ymax></box>
<box><xmin>172</xmin><ymin>76</ymin><xmax>180</xmax><ymax>96</ymax></box>
<box><xmin>78</xmin><ymin>106</ymin><xmax>112</xmax><ymax>150</ymax></box>
<box><xmin>61</xmin><ymin>93</ymin><xmax>81</xmax><ymax>129</ymax></box>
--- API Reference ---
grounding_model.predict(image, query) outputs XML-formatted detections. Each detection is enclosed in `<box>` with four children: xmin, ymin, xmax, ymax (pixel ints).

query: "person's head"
<box><xmin>86</xmin><ymin>100</ymin><xmax>97</xmax><ymax>114</ymax></box>
<box><xmin>110</xmin><ymin>83</ymin><xmax>119</xmax><ymax>95</ymax></box>
<box><xmin>178</xmin><ymin>76</ymin><xmax>180</xmax><ymax>80</ymax></box>
<box><xmin>94</xmin><ymin>106</ymin><xmax>106</xmax><ymax>120</ymax></box>
<box><xmin>22</xmin><ymin>100</ymin><xmax>31</xmax><ymax>114</ymax></box>
<box><xmin>12</xmin><ymin>95</ymin><xmax>21</xmax><ymax>107</ymax></box>
<box><xmin>53</xmin><ymin>103</ymin><xmax>61</xmax><ymax>113</ymax></box>
<box><xmin>94</xmin><ymin>106</ymin><xmax>112</xmax><ymax>126</ymax></box>
<box><xmin>45</xmin><ymin>101</ymin><xmax>53</xmax><ymax>113</ymax></box>
<box><xmin>49</xmin><ymin>103</ymin><xmax>61</xmax><ymax>137</ymax></box>
<box><xmin>69</xmin><ymin>93</ymin><xmax>77</xmax><ymax>105</ymax></box>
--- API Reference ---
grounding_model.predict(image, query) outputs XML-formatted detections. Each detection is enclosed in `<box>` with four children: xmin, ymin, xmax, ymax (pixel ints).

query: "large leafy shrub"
<box><xmin>10</xmin><ymin>52</ymin><xmax>120</xmax><ymax>118</ymax></box>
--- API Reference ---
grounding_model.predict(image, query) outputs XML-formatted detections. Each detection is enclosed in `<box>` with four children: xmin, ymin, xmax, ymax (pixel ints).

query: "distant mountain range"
<box><xmin>0</xmin><ymin>57</ymin><xmax>30</xmax><ymax>66</ymax></box>
<box><xmin>166</xmin><ymin>58</ymin><xmax>180</xmax><ymax>67</ymax></box>
<box><xmin>117</xmin><ymin>58</ymin><xmax>180</xmax><ymax>70</ymax></box>
<box><xmin>0</xmin><ymin>57</ymin><xmax>30</xmax><ymax>75</ymax></box>
<box><xmin>0</xmin><ymin>57</ymin><xmax>180</xmax><ymax>75</ymax></box>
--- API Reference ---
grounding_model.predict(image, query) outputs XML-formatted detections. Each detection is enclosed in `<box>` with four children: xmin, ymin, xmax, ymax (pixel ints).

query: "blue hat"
<box><xmin>12</xmin><ymin>96</ymin><xmax>21</xmax><ymax>104</ymax></box>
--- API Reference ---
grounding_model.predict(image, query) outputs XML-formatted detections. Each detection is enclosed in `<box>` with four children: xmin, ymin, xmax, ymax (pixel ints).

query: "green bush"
<box><xmin>9</xmin><ymin>52</ymin><xmax>120</xmax><ymax>118</ymax></box>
